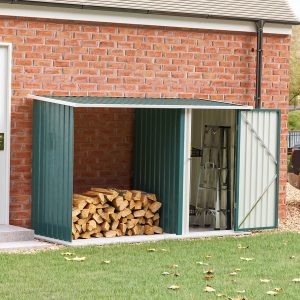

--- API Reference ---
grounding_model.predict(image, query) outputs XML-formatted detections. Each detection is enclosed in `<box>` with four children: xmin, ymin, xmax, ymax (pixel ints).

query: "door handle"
<box><xmin>0</xmin><ymin>133</ymin><xmax>4</xmax><ymax>150</ymax></box>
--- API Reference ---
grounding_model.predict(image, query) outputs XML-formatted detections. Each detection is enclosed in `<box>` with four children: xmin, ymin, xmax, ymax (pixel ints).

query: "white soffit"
<box><xmin>0</xmin><ymin>3</ymin><xmax>293</xmax><ymax>35</ymax></box>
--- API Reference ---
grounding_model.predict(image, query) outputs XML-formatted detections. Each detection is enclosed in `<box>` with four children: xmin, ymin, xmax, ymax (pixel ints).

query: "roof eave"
<box><xmin>4</xmin><ymin>0</ymin><xmax>300</xmax><ymax>25</ymax></box>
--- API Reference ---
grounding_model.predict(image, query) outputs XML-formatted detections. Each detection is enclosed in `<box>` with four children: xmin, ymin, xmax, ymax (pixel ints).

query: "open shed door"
<box><xmin>235</xmin><ymin>110</ymin><xmax>280</xmax><ymax>230</ymax></box>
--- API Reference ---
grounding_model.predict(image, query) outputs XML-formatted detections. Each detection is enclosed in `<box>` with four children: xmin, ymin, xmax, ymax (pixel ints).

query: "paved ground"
<box><xmin>279</xmin><ymin>183</ymin><xmax>300</xmax><ymax>232</ymax></box>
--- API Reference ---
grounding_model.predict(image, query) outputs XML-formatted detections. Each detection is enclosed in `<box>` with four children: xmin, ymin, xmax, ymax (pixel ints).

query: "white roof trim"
<box><xmin>29</xmin><ymin>95</ymin><xmax>253</xmax><ymax>110</ymax></box>
<box><xmin>0</xmin><ymin>3</ymin><xmax>293</xmax><ymax>35</ymax></box>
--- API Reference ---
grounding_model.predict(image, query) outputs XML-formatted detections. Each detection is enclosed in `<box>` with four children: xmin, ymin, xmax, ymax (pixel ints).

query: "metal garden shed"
<box><xmin>30</xmin><ymin>95</ymin><xmax>280</xmax><ymax>243</ymax></box>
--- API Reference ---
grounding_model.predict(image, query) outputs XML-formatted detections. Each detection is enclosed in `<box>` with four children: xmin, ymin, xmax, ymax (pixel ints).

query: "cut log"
<box><xmin>127</xmin><ymin>229</ymin><xmax>133</xmax><ymax>236</ymax></box>
<box><xmin>150</xmin><ymin>202</ymin><xmax>162</xmax><ymax>213</ymax></box>
<box><xmin>73</xmin><ymin>194</ymin><xmax>95</xmax><ymax>204</ymax></box>
<box><xmin>142</xmin><ymin>194</ymin><xmax>148</xmax><ymax>208</ymax></box>
<box><xmin>72</xmin><ymin>208</ymin><xmax>81</xmax><ymax>217</ymax></box>
<box><xmin>93</xmin><ymin>213</ymin><xmax>103</xmax><ymax>224</ymax></box>
<box><xmin>120</xmin><ymin>208</ymin><xmax>131</xmax><ymax>218</ymax></box>
<box><xmin>118</xmin><ymin>223</ymin><xmax>127</xmax><ymax>235</ymax></box>
<box><xmin>124</xmin><ymin>190</ymin><xmax>133</xmax><ymax>201</ymax></box>
<box><xmin>79</xmin><ymin>208</ymin><xmax>90</xmax><ymax>219</ymax></box>
<box><xmin>127</xmin><ymin>214</ymin><xmax>134</xmax><ymax>219</ymax></box>
<box><xmin>86</xmin><ymin>203</ymin><xmax>97</xmax><ymax>215</ymax></box>
<box><xmin>77</xmin><ymin>218</ymin><xmax>88</xmax><ymax>226</ymax></box>
<box><xmin>87</xmin><ymin>220</ymin><xmax>97</xmax><ymax>231</ymax></box>
<box><xmin>80</xmin><ymin>232</ymin><xmax>91</xmax><ymax>239</ymax></box>
<box><xmin>138</xmin><ymin>217</ymin><xmax>146</xmax><ymax>225</ymax></box>
<box><xmin>127</xmin><ymin>219</ymin><xmax>139</xmax><ymax>229</ymax></box>
<box><xmin>73</xmin><ymin>231</ymin><xmax>80</xmax><ymax>240</ymax></box>
<box><xmin>153</xmin><ymin>226</ymin><xmax>163</xmax><ymax>234</ymax></box>
<box><xmin>75</xmin><ymin>224</ymin><xmax>82</xmax><ymax>233</ymax></box>
<box><xmin>144</xmin><ymin>225</ymin><xmax>155</xmax><ymax>235</ymax></box>
<box><xmin>147</xmin><ymin>193</ymin><xmax>157</xmax><ymax>201</ymax></box>
<box><xmin>110</xmin><ymin>212</ymin><xmax>121</xmax><ymax>222</ymax></box>
<box><xmin>129</xmin><ymin>200</ymin><xmax>135</xmax><ymax>210</ymax></box>
<box><xmin>132</xmin><ymin>190</ymin><xmax>142</xmax><ymax>201</ymax></box>
<box><xmin>112</xmin><ymin>196</ymin><xmax>124</xmax><ymax>209</ymax></box>
<box><xmin>133</xmin><ymin>210</ymin><xmax>146</xmax><ymax>218</ymax></box>
<box><xmin>73</xmin><ymin>199</ymin><xmax>87</xmax><ymax>211</ymax></box>
<box><xmin>111</xmin><ymin>220</ymin><xmax>119</xmax><ymax>231</ymax></box>
<box><xmin>91</xmin><ymin>232</ymin><xmax>103</xmax><ymax>238</ymax></box>
<box><xmin>120</xmin><ymin>217</ymin><xmax>128</xmax><ymax>224</ymax></box>
<box><xmin>82</xmin><ymin>223</ymin><xmax>87</xmax><ymax>232</ymax></box>
<box><xmin>145</xmin><ymin>218</ymin><xmax>153</xmax><ymax>226</ymax></box>
<box><xmin>72</xmin><ymin>216</ymin><xmax>79</xmax><ymax>223</ymax></box>
<box><xmin>101</xmin><ymin>221</ymin><xmax>110</xmax><ymax>232</ymax></box>
<box><xmin>72</xmin><ymin>223</ymin><xmax>76</xmax><ymax>235</ymax></box>
<box><xmin>98</xmin><ymin>211</ymin><xmax>110</xmax><ymax>222</ymax></box>
<box><xmin>134</xmin><ymin>201</ymin><xmax>142</xmax><ymax>210</ymax></box>
<box><xmin>153</xmin><ymin>213</ymin><xmax>160</xmax><ymax>221</ymax></box>
<box><xmin>104</xmin><ymin>206</ymin><xmax>115</xmax><ymax>215</ymax></box>
<box><xmin>104</xmin><ymin>230</ymin><xmax>117</xmax><ymax>238</ymax></box>
<box><xmin>132</xmin><ymin>225</ymin><xmax>143</xmax><ymax>235</ymax></box>
<box><xmin>154</xmin><ymin>219</ymin><xmax>160</xmax><ymax>226</ymax></box>
<box><xmin>116</xmin><ymin>229</ymin><xmax>122</xmax><ymax>237</ymax></box>
<box><xmin>118</xmin><ymin>200</ymin><xmax>129</xmax><ymax>212</ymax></box>
<box><xmin>145</xmin><ymin>210</ymin><xmax>154</xmax><ymax>219</ymax></box>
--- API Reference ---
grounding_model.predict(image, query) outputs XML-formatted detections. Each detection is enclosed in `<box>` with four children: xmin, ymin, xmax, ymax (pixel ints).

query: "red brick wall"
<box><xmin>0</xmin><ymin>17</ymin><xmax>290</xmax><ymax>227</ymax></box>
<box><xmin>73</xmin><ymin>108</ymin><xmax>134</xmax><ymax>193</ymax></box>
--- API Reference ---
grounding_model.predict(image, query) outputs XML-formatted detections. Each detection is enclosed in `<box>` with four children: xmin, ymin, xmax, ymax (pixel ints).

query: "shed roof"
<box><xmin>19</xmin><ymin>0</ymin><xmax>299</xmax><ymax>24</ymax></box>
<box><xmin>30</xmin><ymin>95</ymin><xmax>253</xmax><ymax>109</ymax></box>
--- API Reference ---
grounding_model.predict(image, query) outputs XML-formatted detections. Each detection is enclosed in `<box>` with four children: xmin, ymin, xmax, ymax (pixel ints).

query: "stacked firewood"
<box><xmin>72</xmin><ymin>188</ymin><xmax>163</xmax><ymax>239</ymax></box>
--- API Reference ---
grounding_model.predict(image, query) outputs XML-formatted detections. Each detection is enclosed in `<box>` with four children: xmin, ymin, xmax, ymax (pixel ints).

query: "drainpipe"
<box><xmin>255</xmin><ymin>20</ymin><xmax>265</xmax><ymax>108</ymax></box>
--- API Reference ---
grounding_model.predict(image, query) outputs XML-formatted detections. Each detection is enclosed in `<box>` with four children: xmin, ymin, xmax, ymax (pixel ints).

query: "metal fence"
<box><xmin>288</xmin><ymin>131</ymin><xmax>300</xmax><ymax>149</ymax></box>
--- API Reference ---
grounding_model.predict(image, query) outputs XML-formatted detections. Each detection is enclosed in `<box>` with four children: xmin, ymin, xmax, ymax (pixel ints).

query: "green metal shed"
<box><xmin>30</xmin><ymin>96</ymin><xmax>279</xmax><ymax>242</ymax></box>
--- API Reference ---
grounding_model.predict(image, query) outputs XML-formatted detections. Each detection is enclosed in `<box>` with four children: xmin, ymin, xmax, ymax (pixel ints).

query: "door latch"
<box><xmin>0</xmin><ymin>133</ymin><xmax>4</xmax><ymax>150</ymax></box>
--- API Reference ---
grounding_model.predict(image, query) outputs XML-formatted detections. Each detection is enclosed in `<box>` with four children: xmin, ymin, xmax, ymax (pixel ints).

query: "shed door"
<box><xmin>235</xmin><ymin>110</ymin><xmax>280</xmax><ymax>230</ymax></box>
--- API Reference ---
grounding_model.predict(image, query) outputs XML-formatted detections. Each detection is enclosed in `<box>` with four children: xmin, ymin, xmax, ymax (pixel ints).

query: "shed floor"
<box><xmin>35</xmin><ymin>230</ymin><xmax>250</xmax><ymax>246</ymax></box>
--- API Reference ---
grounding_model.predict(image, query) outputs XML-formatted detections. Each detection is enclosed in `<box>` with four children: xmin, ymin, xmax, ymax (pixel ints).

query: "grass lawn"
<box><xmin>0</xmin><ymin>232</ymin><xmax>300</xmax><ymax>299</ymax></box>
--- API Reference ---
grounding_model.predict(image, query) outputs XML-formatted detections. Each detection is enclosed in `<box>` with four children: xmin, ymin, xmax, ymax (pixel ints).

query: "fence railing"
<box><xmin>288</xmin><ymin>131</ymin><xmax>300</xmax><ymax>150</ymax></box>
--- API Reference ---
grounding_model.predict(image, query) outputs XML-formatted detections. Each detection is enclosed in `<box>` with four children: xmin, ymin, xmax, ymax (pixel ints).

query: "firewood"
<box><xmin>145</xmin><ymin>210</ymin><xmax>154</xmax><ymax>219</ymax></box>
<box><xmin>147</xmin><ymin>193</ymin><xmax>157</xmax><ymax>201</ymax></box>
<box><xmin>132</xmin><ymin>190</ymin><xmax>141</xmax><ymax>200</ymax></box>
<box><xmin>87</xmin><ymin>220</ymin><xmax>97</xmax><ymax>231</ymax></box>
<box><xmin>101</xmin><ymin>221</ymin><xmax>110</xmax><ymax>232</ymax></box>
<box><xmin>72</xmin><ymin>223</ymin><xmax>76</xmax><ymax>235</ymax></box>
<box><xmin>75</xmin><ymin>224</ymin><xmax>82</xmax><ymax>233</ymax></box>
<box><xmin>93</xmin><ymin>214</ymin><xmax>103</xmax><ymax>224</ymax></box>
<box><xmin>91</xmin><ymin>232</ymin><xmax>103</xmax><ymax>238</ymax></box>
<box><xmin>96</xmin><ymin>203</ymin><xmax>108</xmax><ymax>209</ymax></box>
<box><xmin>132</xmin><ymin>225</ymin><xmax>143</xmax><ymax>235</ymax></box>
<box><xmin>144</xmin><ymin>225</ymin><xmax>155</xmax><ymax>235</ymax></box>
<box><xmin>116</xmin><ymin>229</ymin><xmax>122</xmax><ymax>237</ymax></box>
<box><xmin>91</xmin><ymin>188</ymin><xmax>116</xmax><ymax>195</ymax></box>
<box><xmin>154</xmin><ymin>219</ymin><xmax>160</xmax><ymax>226</ymax></box>
<box><xmin>111</xmin><ymin>221</ymin><xmax>119</xmax><ymax>231</ymax></box>
<box><xmin>129</xmin><ymin>200</ymin><xmax>135</xmax><ymax>210</ymax></box>
<box><xmin>73</xmin><ymin>194</ymin><xmax>95</xmax><ymax>204</ymax></box>
<box><xmin>146</xmin><ymin>218</ymin><xmax>153</xmax><ymax>226</ymax></box>
<box><xmin>72</xmin><ymin>208</ymin><xmax>81</xmax><ymax>217</ymax></box>
<box><xmin>118</xmin><ymin>200</ymin><xmax>129</xmax><ymax>212</ymax></box>
<box><xmin>134</xmin><ymin>201</ymin><xmax>142</xmax><ymax>210</ymax></box>
<box><xmin>112</xmin><ymin>196</ymin><xmax>124</xmax><ymax>209</ymax></box>
<box><xmin>153</xmin><ymin>226</ymin><xmax>163</xmax><ymax>234</ymax></box>
<box><xmin>77</xmin><ymin>218</ymin><xmax>88</xmax><ymax>226</ymax></box>
<box><xmin>104</xmin><ymin>230</ymin><xmax>117</xmax><ymax>238</ymax></box>
<box><xmin>133</xmin><ymin>210</ymin><xmax>146</xmax><ymax>218</ymax></box>
<box><xmin>149</xmin><ymin>202</ymin><xmax>162</xmax><ymax>213</ymax></box>
<box><xmin>110</xmin><ymin>212</ymin><xmax>121</xmax><ymax>221</ymax></box>
<box><xmin>72</xmin><ymin>216</ymin><xmax>79</xmax><ymax>223</ymax></box>
<box><xmin>104</xmin><ymin>206</ymin><xmax>115</xmax><ymax>215</ymax></box>
<box><xmin>153</xmin><ymin>213</ymin><xmax>160</xmax><ymax>221</ymax></box>
<box><xmin>118</xmin><ymin>223</ymin><xmax>127</xmax><ymax>234</ymax></box>
<box><xmin>127</xmin><ymin>219</ymin><xmax>139</xmax><ymax>229</ymax></box>
<box><xmin>86</xmin><ymin>203</ymin><xmax>97</xmax><ymax>214</ymax></box>
<box><xmin>73</xmin><ymin>231</ymin><xmax>80</xmax><ymax>240</ymax></box>
<box><xmin>83</xmin><ymin>191</ymin><xmax>105</xmax><ymax>204</ymax></box>
<box><xmin>120</xmin><ymin>208</ymin><xmax>131</xmax><ymax>218</ymax></box>
<box><xmin>120</xmin><ymin>217</ymin><xmax>128</xmax><ymax>223</ymax></box>
<box><xmin>127</xmin><ymin>229</ymin><xmax>133</xmax><ymax>236</ymax></box>
<box><xmin>73</xmin><ymin>199</ymin><xmax>87</xmax><ymax>211</ymax></box>
<box><xmin>80</xmin><ymin>232</ymin><xmax>91</xmax><ymax>239</ymax></box>
<box><xmin>127</xmin><ymin>214</ymin><xmax>134</xmax><ymax>219</ymax></box>
<box><xmin>79</xmin><ymin>209</ymin><xmax>90</xmax><ymax>219</ymax></box>
<box><xmin>82</xmin><ymin>223</ymin><xmax>87</xmax><ymax>232</ymax></box>
<box><xmin>142</xmin><ymin>195</ymin><xmax>149</xmax><ymax>209</ymax></box>
<box><xmin>124</xmin><ymin>190</ymin><xmax>133</xmax><ymax>201</ymax></box>
<box><xmin>138</xmin><ymin>217</ymin><xmax>146</xmax><ymax>225</ymax></box>
<box><xmin>98</xmin><ymin>211</ymin><xmax>110</xmax><ymax>222</ymax></box>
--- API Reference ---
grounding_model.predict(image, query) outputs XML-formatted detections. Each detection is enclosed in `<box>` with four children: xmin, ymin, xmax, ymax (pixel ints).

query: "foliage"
<box><xmin>288</xmin><ymin>110</ymin><xmax>300</xmax><ymax>130</ymax></box>
<box><xmin>289</xmin><ymin>26</ymin><xmax>300</xmax><ymax>107</ymax></box>
<box><xmin>0</xmin><ymin>232</ymin><xmax>300</xmax><ymax>299</ymax></box>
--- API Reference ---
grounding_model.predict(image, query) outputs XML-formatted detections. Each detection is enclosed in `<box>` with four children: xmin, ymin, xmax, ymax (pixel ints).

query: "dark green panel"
<box><xmin>32</xmin><ymin>101</ymin><xmax>74</xmax><ymax>242</ymax></box>
<box><xmin>134</xmin><ymin>109</ymin><xmax>185</xmax><ymax>234</ymax></box>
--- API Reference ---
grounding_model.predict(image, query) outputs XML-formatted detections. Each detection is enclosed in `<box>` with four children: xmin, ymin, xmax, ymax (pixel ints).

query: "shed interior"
<box><xmin>189</xmin><ymin>109</ymin><xmax>236</xmax><ymax>232</ymax></box>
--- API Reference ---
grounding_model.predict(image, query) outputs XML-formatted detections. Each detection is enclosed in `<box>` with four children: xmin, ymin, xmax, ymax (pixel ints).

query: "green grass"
<box><xmin>0</xmin><ymin>232</ymin><xmax>300</xmax><ymax>299</ymax></box>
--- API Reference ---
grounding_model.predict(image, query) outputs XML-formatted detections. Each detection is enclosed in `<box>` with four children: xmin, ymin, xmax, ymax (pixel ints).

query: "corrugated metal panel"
<box><xmin>31</xmin><ymin>95</ymin><xmax>251</xmax><ymax>109</ymax></box>
<box><xmin>134</xmin><ymin>109</ymin><xmax>184</xmax><ymax>234</ymax></box>
<box><xmin>22</xmin><ymin>0</ymin><xmax>299</xmax><ymax>23</ymax></box>
<box><xmin>32</xmin><ymin>101</ymin><xmax>74</xmax><ymax>242</ymax></box>
<box><xmin>235</xmin><ymin>110</ymin><xmax>280</xmax><ymax>230</ymax></box>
